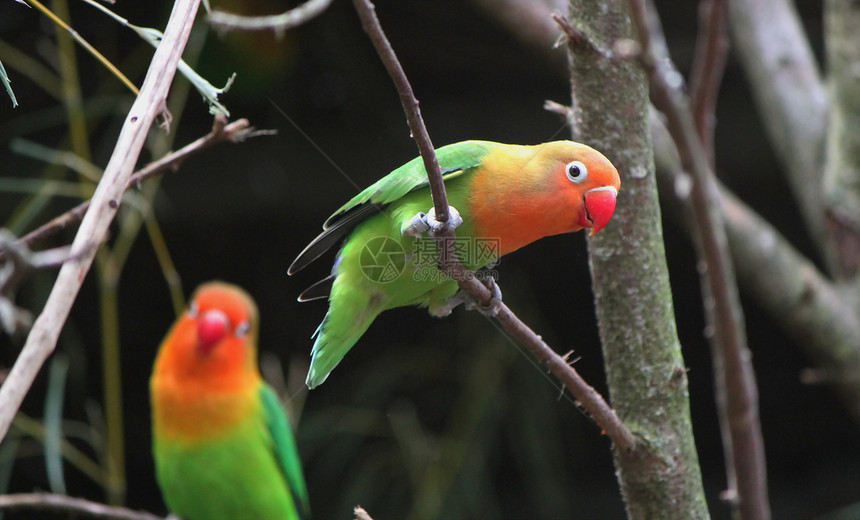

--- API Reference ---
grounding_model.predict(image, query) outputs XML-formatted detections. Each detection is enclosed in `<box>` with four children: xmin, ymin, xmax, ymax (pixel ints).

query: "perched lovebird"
<box><xmin>290</xmin><ymin>140</ymin><xmax>621</xmax><ymax>388</ymax></box>
<box><xmin>150</xmin><ymin>282</ymin><xmax>310</xmax><ymax>520</ymax></box>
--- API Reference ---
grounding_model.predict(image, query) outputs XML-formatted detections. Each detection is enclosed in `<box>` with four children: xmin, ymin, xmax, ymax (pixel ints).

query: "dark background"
<box><xmin>1</xmin><ymin>1</ymin><xmax>858</xmax><ymax>519</ymax></box>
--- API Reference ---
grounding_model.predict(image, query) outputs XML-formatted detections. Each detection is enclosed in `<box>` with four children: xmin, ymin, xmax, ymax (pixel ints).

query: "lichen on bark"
<box><xmin>566</xmin><ymin>1</ymin><xmax>710</xmax><ymax>518</ymax></box>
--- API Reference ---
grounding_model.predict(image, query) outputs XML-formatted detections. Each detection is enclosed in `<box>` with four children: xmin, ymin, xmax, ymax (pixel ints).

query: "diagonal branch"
<box><xmin>350</xmin><ymin>0</ymin><xmax>636</xmax><ymax>451</ymax></box>
<box><xmin>626</xmin><ymin>1</ymin><xmax>770</xmax><ymax>518</ymax></box>
<box><xmin>729</xmin><ymin>0</ymin><xmax>828</xmax><ymax>267</ymax></box>
<box><xmin>688</xmin><ymin>0</ymin><xmax>728</xmax><ymax>166</ymax></box>
<box><xmin>3</xmin><ymin>117</ymin><xmax>256</xmax><ymax>257</ymax></box>
<box><xmin>822</xmin><ymin>0</ymin><xmax>860</xmax><ymax>280</ymax></box>
<box><xmin>0</xmin><ymin>0</ymin><xmax>202</xmax><ymax>443</ymax></box>
<box><xmin>350</xmin><ymin>0</ymin><xmax>449</xmax><ymax>225</ymax></box>
<box><xmin>652</xmin><ymin>115</ymin><xmax>860</xmax><ymax>425</ymax></box>
<box><xmin>470</xmin><ymin>0</ymin><xmax>567</xmax><ymax>71</ymax></box>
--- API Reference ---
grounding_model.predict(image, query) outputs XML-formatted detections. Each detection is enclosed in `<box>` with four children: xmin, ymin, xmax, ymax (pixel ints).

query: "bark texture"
<box><xmin>566</xmin><ymin>2</ymin><xmax>710</xmax><ymax>519</ymax></box>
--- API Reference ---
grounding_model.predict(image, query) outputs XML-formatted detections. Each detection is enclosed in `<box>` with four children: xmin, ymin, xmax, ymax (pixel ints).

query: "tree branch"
<box><xmin>566</xmin><ymin>1</ymin><xmax>709</xmax><ymax>518</ymax></box>
<box><xmin>0</xmin><ymin>0</ymin><xmax>202</xmax><ymax>442</ymax></box>
<box><xmin>208</xmin><ymin>0</ymin><xmax>332</xmax><ymax>35</ymax></box>
<box><xmin>349</xmin><ymin>0</ymin><xmax>636</xmax><ymax>452</ymax></box>
<box><xmin>652</xmin><ymin>114</ymin><xmax>860</xmax><ymax>425</ymax></box>
<box><xmin>688</xmin><ymin>0</ymin><xmax>728</xmax><ymax>165</ymax></box>
<box><xmin>823</xmin><ymin>0</ymin><xmax>860</xmax><ymax>280</ymax></box>
<box><xmin>0</xmin><ymin>493</ymin><xmax>164</xmax><ymax>520</ymax></box>
<box><xmin>470</xmin><ymin>0</ymin><xmax>567</xmax><ymax>71</ymax></box>
<box><xmin>729</xmin><ymin>0</ymin><xmax>829</xmax><ymax>267</ymax></box>
<box><xmin>626</xmin><ymin>1</ymin><xmax>770</xmax><ymax>518</ymax></box>
<box><xmin>351</xmin><ymin>0</ymin><xmax>450</xmax><ymax>225</ymax></box>
<box><xmin>3</xmin><ymin>117</ymin><xmax>255</xmax><ymax>257</ymax></box>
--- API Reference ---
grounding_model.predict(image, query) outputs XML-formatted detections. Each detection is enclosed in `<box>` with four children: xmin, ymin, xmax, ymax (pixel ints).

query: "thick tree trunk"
<box><xmin>566</xmin><ymin>1</ymin><xmax>710</xmax><ymax>518</ymax></box>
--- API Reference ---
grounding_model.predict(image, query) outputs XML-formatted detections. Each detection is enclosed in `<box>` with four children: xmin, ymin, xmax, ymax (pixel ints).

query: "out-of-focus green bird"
<box><xmin>290</xmin><ymin>140</ymin><xmax>621</xmax><ymax>388</ymax></box>
<box><xmin>151</xmin><ymin>282</ymin><xmax>310</xmax><ymax>520</ymax></box>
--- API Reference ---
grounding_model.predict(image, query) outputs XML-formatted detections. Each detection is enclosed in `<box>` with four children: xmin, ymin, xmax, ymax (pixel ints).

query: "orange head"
<box><xmin>470</xmin><ymin>141</ymin><xmax>621</xmax><ymax>255</ymax></box>
<box><xmin>153</xmin><ymin>282</ymin><xmax>260</xmax><ymax>391</ymax></box>
<box><xmin>554</xmin><ymin>142</ymin><xmax>621</xmax><ymax>235</ymax></box>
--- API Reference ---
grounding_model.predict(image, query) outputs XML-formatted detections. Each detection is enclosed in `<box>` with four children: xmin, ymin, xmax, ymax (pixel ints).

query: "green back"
<box><xmin>290</xmin><ymin>140</ymin><xmax>498</xmax><ymax>276</ymax></box>
<box><xmin>324</xmin><ymin>140</ymin><xmax>498</xmax><ymax>227</ymax></box>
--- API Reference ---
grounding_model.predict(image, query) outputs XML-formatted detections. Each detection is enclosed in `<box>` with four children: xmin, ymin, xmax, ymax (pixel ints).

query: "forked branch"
<box><xmin>0</xmin><ymin>0</ymin><xmax>203</xmax><ymax>442</ymax></box>
<box><xmin>625</xmin><ymin>0</ymin><xmax>770</xmax><ymax>518</ymax></box>
<box><xmin>350</xmin><ymin>0</ymin><xmax>636</xmax><ymax>451</ymax></box>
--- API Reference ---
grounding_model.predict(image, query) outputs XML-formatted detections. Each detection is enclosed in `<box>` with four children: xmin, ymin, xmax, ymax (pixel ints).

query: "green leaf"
<box><xmin>1</xmin><ymin>59</ymin><xmax>18</xmax><ymax>108</ymax></box>
<box><xmin>81</xmin><ymin>0</ymin><xmax>235</xmax><ymax>116</ymax></box>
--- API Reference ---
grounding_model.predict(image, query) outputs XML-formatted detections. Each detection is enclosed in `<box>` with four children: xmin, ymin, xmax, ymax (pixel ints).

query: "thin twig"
<box><xmin>626</xmin><ymin>0</ymin><xmax>771</xmax><ymax>518</ymax></box>
<box><xmin>0</xmin><ymin>493</ymin><xmax>164</xmax><ymax>520</ymax></box>
<box><xmin>651</xmin><ymin>113</ymin><xmax>860</xmax><ymax>424</ymax></box>
<box><xmin>351</xmin><ymin>0</ymin><xmax>449</xmax><ymax>225</ymax></box>
<box><xmin>0</xmin><ymin>0</ymin><xmax>203</xmax><ymax>443</ymax></box>
<box><xmin>1</xmin><ymin>117</ymin><xmax>253</xmax><ymax>258</ymax></box>
<box><xmin>350</xmin><ymin>0</ymin><xmax>636</xmax><ymax>452</ymax></box>
<box><xmin>26</xmin><ymin>0</ymin><xmax>139</xmax><ymax>95</ymax></box>
<box><xmin>688</xmin><ymin>0</ymin><xmax>728</xmax><ymax>165</ymax></box>
<box><xmin>209</xmin><ymin>0</ymin><xmax>332</xmax><ymax>35</ymax></box>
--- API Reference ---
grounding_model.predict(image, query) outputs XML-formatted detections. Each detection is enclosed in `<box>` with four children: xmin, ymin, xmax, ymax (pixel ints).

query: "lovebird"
<box><xmin>150</xmin><ymin>282</ymin><xmax>310</xmax><ymax>520</ymax></box>
<box><xmin>289</xmin><ymin>140</ymin><xmax>621</xmax><ymax>388</ymax></box>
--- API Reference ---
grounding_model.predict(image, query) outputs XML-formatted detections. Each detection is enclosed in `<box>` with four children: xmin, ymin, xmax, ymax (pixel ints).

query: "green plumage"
<box><xmin>291</xmin><ymin>141</ymin><xmax>501</xmax><ymax>388</ymax></box>
<box><xmin>153</xmin><ymin>384</ymin><xmax>310</xmax><ymax>520</ymax></box>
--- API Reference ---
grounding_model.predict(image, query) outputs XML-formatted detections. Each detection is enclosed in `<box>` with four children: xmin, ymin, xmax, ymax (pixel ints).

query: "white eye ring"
<box><xmin>187</xmin><ymin>301</ymin><xmax>199</xmax><ymax>319</ymax></box>
<box><xmin>565</xmin><ymin>161</ymin><xmax>588</xmax><ymax>184</ymax></box>
<box><xmin>235</xmin><ymin>321</ymin><xmax>250</xmax><ymax>338</ymax></box>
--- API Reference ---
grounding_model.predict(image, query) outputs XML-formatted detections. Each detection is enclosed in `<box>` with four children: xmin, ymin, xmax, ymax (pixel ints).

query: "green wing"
<box><xmin>289</xmin><ymin>140</ymin><xmax>497</xmax><ymax>275</ymax></box>
<box><xmin>260</xmin><ymin>384</ymin><xmax>311</xmax><ymax>520</ymax></box>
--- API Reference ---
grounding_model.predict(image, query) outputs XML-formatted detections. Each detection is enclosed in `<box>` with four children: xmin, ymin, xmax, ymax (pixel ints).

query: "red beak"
<box><xmin>197</xmin><ymin>309</ymin><xmax>229</xmax><ymax>354</ymax></box>
<box><xmin>582</xmin><ymin>186</ymin><xmax>618</xmax><ymax>235</ymax></box>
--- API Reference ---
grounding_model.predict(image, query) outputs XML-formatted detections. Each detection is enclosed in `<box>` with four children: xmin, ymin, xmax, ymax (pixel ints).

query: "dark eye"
<box><xmin>565</xmin><ymin>161</ymin><xmax>588</xmax><ymax>184</ymax></box>
<box><xmin>235</xmin><ymin>321</ymin><xmax>250</xmax><ymax>337</ymax></box>
<box><xmin>187</xmin><ymin>301</ymin><xmax>199</xmax><ymax>319</ymax></box>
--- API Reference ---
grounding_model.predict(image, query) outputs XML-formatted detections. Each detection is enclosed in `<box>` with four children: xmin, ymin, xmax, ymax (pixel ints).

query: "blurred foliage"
<box><xmin>0</xmin><ymin>1</ymin><xmax>858</xmax><ymax>520</ymax></box>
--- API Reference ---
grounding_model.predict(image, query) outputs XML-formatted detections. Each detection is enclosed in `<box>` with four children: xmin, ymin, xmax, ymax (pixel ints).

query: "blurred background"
<box><xmin>1</xmin><ymin>1</ymin><xmax>858</xmax><ymax>519</ymax></box>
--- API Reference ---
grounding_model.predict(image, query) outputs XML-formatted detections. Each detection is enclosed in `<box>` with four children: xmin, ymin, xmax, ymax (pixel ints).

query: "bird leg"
<box><xmin>463</xmin><ymin>274</ymin><xmax>503</xmax><ymax>317</ymax></box>
<box><xmin>401</xmin><ymin>206</ymin><xmax>463</xmax><ymax>236</ymax></box>
<box><xmin>428</xmin><ymin>273</ymin><xmax>503</xmax><ymax>318</ymax></box>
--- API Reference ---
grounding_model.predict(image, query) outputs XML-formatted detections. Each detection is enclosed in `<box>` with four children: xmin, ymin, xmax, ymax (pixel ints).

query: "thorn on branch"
<box><xmin>551</xmin><ymin>13</ymin><xmax>612</xmax><ymax>59</ymax></box>
<box><xmin>543</xmin><ymin>99</ymin><xmax>571</xmax><ymax>118</ymax></box>
<box><xmin>561</xmin><ymin>349</ymin><xmax>581</xmax><ymax>366</ymax></box>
